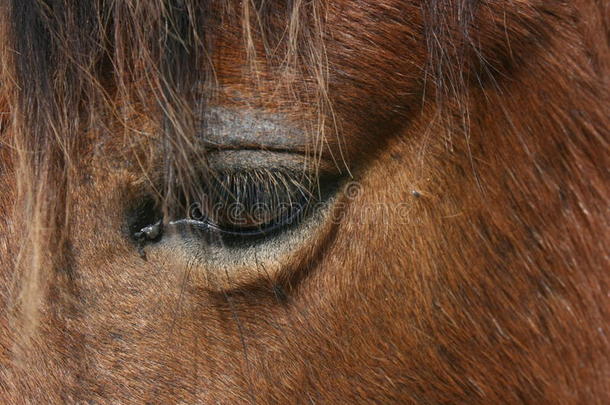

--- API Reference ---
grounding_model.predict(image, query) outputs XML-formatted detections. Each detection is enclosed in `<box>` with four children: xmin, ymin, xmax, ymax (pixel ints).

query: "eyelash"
<box><xmin>179</xmin><ymin>168</ymin><xmax>316</xmax><ymax>237</ymax></box>
<box><xmin>129</xmin><ymin>166</ymin><xmax>332</xmax><ymax>250</ymax></box>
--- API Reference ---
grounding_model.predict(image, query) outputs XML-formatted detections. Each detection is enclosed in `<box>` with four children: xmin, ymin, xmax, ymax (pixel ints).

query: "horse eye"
<box><xmin>176</xmin><ymin>168</ymin><xmax>317</xmax><ymax>238</ymax></box>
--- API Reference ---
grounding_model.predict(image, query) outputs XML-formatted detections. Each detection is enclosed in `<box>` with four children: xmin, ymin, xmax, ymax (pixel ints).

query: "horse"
<box><xmin>0</xmin><ymin>0</ymin><xmax>608</xmax><ymax>403</ymax></box>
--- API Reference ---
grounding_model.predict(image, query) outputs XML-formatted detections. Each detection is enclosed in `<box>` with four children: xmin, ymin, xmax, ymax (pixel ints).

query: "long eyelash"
<box><xmin>131</xmin><ymin>166</ymin><xmax>333</xmax><ymax>245</ymax></box>
<box><xmin>185</xmin><ymin>167</ymin><xmax>316</xmax><ymax>235</ymax></box>
<box><xmin>209</xmin><ymin>168</ymin><xmax>314</xmax><ymax>208</ymax></box>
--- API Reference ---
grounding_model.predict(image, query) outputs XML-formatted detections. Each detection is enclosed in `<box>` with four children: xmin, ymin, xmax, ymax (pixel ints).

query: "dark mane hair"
<box><xmin>1</xmin><ymin>0</ymin><xmax>325</xmax><ymax>334</ymax></box>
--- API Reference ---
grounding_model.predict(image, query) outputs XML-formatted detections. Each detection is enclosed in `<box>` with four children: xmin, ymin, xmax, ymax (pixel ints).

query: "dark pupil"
<box><xmin>190</xmin><ymin>169</ymin><xmax>313</xmax><ymax>233</ymax></box>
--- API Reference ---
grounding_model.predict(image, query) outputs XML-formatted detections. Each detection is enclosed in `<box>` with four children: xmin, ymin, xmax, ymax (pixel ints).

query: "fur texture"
<box><xmin>0</xmin><ymin>0</ymin><xmax>608</xmax><ymax>403</ymax></box>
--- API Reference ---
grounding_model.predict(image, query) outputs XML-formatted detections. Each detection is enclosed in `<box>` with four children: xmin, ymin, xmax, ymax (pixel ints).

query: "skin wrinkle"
<box><xmin>0</xmin><ymin>0</ymin><xmax>608</xmax><ymax>403</ymax></box>
<box><xmin>199</xmin><ymin>106</ymin><xmax>310</xmax><ymax>152</ymax></box>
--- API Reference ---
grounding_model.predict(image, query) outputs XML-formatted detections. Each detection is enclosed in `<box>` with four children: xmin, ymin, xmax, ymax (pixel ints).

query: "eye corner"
<box><xmin>124</xmin><ymin>194</ymin><xmax>163</xmax><ymax>243</ymax></box>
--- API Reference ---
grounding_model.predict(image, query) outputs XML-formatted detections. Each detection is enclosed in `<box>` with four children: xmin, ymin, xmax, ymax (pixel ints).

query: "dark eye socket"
<box><xmin>187</xmin><ymin>168</ymin><xmax>316</xmax><ymax>237</ymax></box>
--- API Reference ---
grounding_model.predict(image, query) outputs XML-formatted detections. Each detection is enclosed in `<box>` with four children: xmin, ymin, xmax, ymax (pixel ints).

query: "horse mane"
<box><xmin>1</xmin><ymin>0</ymin><xmax>330</xmax><ymax>336</ymax></box>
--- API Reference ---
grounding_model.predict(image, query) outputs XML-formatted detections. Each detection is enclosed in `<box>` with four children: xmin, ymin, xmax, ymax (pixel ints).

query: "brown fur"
<box><xmin>0</xmin><ymin>0</ymin><xmax>608</xmax><ymax>403</ymax></box>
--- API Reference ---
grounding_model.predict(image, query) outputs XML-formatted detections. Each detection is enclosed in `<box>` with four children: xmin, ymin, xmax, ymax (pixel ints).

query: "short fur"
<box><xmin>0</xmin><ymin>0</ymin><xmax>608</xmax><ymax>403</ymax></box>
